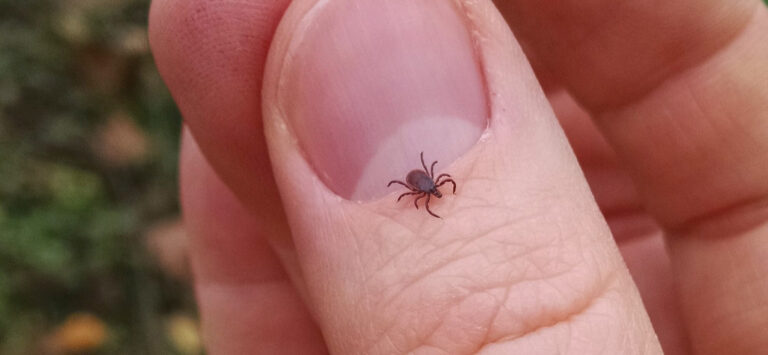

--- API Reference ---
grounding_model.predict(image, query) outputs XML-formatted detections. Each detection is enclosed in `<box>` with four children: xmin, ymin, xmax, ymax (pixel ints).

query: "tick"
<box><xmin>387</xmin><ymin>152</ymin><xmax>457</xmax><ymax>218</ymax></box>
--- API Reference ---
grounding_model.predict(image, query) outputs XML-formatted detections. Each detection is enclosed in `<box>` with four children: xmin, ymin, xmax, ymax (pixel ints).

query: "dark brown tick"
<box><xmin>387</xmin><ymin>152</ymin><xmax>457</xmax><ymax>218</ymax></box>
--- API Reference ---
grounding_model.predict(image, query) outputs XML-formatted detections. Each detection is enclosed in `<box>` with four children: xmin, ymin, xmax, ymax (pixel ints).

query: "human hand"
<box><xmin>149</xmin><ymin>0</ymin><xmax>768</xmax><ymax>354</ymax></box>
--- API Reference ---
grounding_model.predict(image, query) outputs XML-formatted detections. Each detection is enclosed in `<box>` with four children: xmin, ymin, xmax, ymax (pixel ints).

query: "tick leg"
<box><xmin>425</xmin><ymin>194</ymin><xmax>441</xmax><ymax>218</ymax></box>
<box><xmin>414</xmin><ymin>193</ymin><xmax>426</xmax><ymax>209</ymax></box>
<box><xmin>388</xmin><ymin>180</ymin><xmax>414</xmax><ymax>191</ymax></box>
<box><xmin>397</xmin><ymin>191</ymin><xmax>420</xmax><ymax>202</ymax></box>
<box><xmin>430</xmin><ymin>160</ymin><xmax>438</xmax><ymax>178</ymax></box>
<box><xmin>435</xmin><ymin>173</ymin><xmax>451</xmax><ymax>183</ymax></box>
<box><xmin>436</xmin><ymin>178</ymin><xmax>457</xmax><ymax>194</ymax></box>
<box><xmin>420</xmin><ymin>152</ymin><xmax>429</xmax><ymax>173</ymax></box>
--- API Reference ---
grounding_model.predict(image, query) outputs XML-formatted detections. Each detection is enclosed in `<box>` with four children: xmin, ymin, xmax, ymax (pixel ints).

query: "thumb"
<box><xmin>262</xmin><ymin>0</ymin><xmax>661</xmax><ymax>353</ymax></box>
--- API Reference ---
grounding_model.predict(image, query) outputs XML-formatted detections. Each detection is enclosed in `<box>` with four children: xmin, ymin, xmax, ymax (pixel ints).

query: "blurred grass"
<box><xmin>0</xmin><ymin>0</ymin><xmax>195</xmax><ymax>354</ymax></box>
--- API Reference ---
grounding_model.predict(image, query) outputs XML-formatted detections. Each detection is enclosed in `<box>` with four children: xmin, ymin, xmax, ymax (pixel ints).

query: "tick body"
<box><xmin>387</xmin><ymin>152</ymin><xmax>457</xmax><ymax>218</ymax></box>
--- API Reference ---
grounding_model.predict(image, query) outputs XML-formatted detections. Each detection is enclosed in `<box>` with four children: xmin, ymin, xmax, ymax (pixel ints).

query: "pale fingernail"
<box><xmin>279</xmin><ymin>0</ymin><xmax>488</xmax><ymax>200</ymax></box>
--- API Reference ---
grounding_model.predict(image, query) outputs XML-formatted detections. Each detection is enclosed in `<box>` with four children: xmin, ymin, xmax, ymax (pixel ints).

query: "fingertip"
<box><xmin>150</xmin><ymin>0</ymin><xmax>292</xmax><ymax>209</ymax></box>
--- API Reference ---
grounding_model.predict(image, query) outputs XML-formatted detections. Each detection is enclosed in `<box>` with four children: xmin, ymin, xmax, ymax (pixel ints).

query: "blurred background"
<box><xmin>0</xmin><ymin>0</ymin><xmax>199</xmax><ymax>354</ymax></box>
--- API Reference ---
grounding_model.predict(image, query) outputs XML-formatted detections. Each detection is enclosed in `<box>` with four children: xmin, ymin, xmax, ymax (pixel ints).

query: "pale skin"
<box><xmin>151</xmin><ymin>0</ymin><xmax>768</xmax><ymax>354</ymax></box>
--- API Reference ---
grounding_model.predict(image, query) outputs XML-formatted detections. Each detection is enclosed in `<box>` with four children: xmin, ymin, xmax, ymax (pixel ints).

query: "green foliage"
<box><xmin>0</xmin><ymin>0</ymin><xmax>191</xmax><ymax>353</ymax></box>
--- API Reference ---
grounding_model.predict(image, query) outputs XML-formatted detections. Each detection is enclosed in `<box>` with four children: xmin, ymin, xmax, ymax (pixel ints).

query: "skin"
<box><xmin>150</xmin><ymin>0</ymin><xmax>768</xmax><ymax>354</ymax></box>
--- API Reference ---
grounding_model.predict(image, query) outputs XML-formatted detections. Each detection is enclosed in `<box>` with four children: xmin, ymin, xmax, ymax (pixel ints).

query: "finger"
<box><xmin>499</xmin><ymin>1</ymin><xmax>768</xmax><ymax>353</ymax></box>
<box><xmin>149</xmin><ymin>0</ymin><xmax>307</xmax><ymax>299</ymax></box>
<box><xmin>180</xmin><ymin>129</ymin><xmax>326</xmax><ymax>354</ymax></box>
<box><xmin>548</xmin><ymin>90</ymin><xmax>660</xmax><ymax>243</ymax></box>
<box><xmin>549</xmin><ymin>90</ymin><xmax>690</xmax><ymax>353</ymax></box>
<box><xmin>619</xmin><ymin>233</ymin><xmax>690</xmax><ymax>355</ymax></box>
<box><xmin>262</xmin><ymin>0</ymin><xmax>660</xmax><ymax>353</ymax></box>
<box><xmin>149</xmin><ymin>0</ymin><xmax>288</xmax><ymax>208</ymax></box>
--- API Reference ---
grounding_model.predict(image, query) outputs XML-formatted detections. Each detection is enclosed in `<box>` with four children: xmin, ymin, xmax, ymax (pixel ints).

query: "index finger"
<box><xmin>498</xmin><ymin>1</ymin><xmax>768</xmax><ymax>353</ymax></box>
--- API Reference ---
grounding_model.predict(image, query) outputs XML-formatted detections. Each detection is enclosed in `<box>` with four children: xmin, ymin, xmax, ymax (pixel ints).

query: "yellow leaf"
<box><xmin>166</xmin><ymin>314</ymin><xmax>202</xmax><ymax>355</ymax></box>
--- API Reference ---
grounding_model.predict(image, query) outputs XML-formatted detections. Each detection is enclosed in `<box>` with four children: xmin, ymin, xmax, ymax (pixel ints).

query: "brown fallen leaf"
<box><xmin>92</xmin><ymin>111</ymin><xmax>149</xmax><ymax>166</ymax></box>
<box><xmin>145</xmin><ymin>218</ymin><xmax>191</xmax><ymax>280</ymax></box>
<box><xmin>47</xmin><ymin>313</ymin><xmax>108</xmax><ymax>353</ymax></box>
